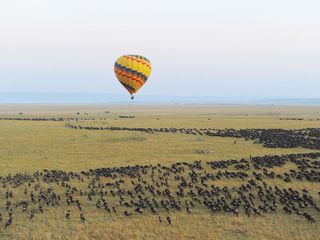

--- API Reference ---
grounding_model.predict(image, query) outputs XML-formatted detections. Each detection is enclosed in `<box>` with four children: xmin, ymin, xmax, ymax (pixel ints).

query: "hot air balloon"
<box><xmin>114</xmin><ymin>54</ymin><xmax>151</xmax><ymax>99</ymax></box>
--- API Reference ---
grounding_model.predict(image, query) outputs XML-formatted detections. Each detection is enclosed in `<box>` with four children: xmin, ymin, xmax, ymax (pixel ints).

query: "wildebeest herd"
<box><xmin>65</xmin><ymin>123</ymin><xmax>320</xmax><ymax>150</ymax></box>
<box><xmin>280</xmin><ymin>118</ymin><xmax>320</xmax><ymax>121</ymax></box>
<box><xmin>0</xmin><ymin>118</ymin><xmax>319</xmax><ymax>229</ymax></box>
<box><xmin>0</xmin><ymin>151</ymin><xmax>319</xmax><ymax>228</ymax></box>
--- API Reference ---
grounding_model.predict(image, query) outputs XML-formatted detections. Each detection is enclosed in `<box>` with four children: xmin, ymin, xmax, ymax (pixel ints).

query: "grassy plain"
<box><xmin>0</xmin><ymin>104</ymin><xmax>319</xmax><ymax>240</ymax></box>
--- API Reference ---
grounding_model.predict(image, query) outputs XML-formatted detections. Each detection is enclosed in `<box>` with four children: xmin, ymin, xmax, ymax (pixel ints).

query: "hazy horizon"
<box><xmin>0</xmin><ymin>92</ymin><xmax>319</xmax><ymax>105</ymax></box>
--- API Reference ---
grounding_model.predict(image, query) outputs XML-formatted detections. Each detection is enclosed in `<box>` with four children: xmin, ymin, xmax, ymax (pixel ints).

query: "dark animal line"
<box><xmin>65</xmin><ymin>123</ymin><xmax>320</xmax><ymax>150</ymax></box>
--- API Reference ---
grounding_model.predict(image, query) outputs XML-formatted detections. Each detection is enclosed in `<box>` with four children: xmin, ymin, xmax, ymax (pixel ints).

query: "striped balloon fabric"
<box><xmin>114</xmin><ymin>55</ymin><xmax>151</xmax><ymax>97</ymax></box>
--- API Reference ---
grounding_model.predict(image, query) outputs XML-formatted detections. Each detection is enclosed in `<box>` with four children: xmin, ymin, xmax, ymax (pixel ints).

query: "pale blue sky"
<box><xmin>0</xmin><ymin>0</ymin><xmax>319</xmax><ymax>97</ymax></box>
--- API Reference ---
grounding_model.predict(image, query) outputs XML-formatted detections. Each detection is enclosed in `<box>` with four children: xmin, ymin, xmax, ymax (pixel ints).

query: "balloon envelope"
<box><xmin>114</xmin><ymin>54</ymin><xmax>151</xmax><ymax>96</ymax></box>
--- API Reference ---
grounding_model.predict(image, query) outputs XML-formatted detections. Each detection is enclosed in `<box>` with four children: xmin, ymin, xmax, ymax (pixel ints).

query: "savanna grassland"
<box><xmin>0</xmin><ymin>104</ymin><xmax>319</xmax><ymax>240</ymax></box>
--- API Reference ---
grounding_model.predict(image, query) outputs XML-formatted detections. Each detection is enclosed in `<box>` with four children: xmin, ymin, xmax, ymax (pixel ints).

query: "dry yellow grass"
<box><xmin>2</xmin><ymin>213</ymin><xmax>319</xmax><ymax>240</ymax></box>
<box><xmin>0</xmin><ymin>105</ymin><xmax>319</xmax><ymax>240</ymax></box>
